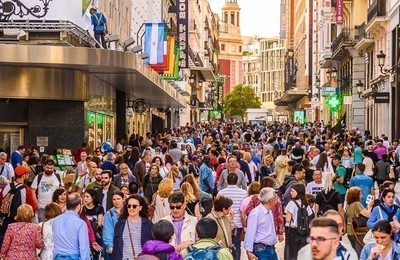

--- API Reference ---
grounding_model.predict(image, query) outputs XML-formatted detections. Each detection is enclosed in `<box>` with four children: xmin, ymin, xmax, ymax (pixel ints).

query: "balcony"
<box><xmin>354</xmin><ymin>22</ymin><xmax>374</xmax><ymax>50</ymax></box>
<box><xmin>331</xmin><ymin>27</ymin><xmax>360</xmax><ymax>59</ymax></box>
<box><xmin>367</xmin><ymin>0</ymin><xmax>386</xmax><ymax>23</ymax></box>
<box><xmin>366</xmin><ymin>0</ymin><xmax>388</xmax><ymax>34</ymax></box>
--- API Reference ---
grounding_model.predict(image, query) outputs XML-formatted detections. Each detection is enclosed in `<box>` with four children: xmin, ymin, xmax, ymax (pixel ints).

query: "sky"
<box><xmin>208</xmin><ymin>0</ymin><xmax>281</xmax><ymax>38</ymax></box>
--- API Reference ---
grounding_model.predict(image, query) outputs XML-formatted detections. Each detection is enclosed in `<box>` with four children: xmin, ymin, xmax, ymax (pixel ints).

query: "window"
<box><xmin>224</xmin><ymin>12</ymin><xmax>228</xmax><ymax>23</ymax></box>
<box><xmin>221</xmin><ymin>44</ymin><xmax>225</xmax><ymax>51</ymax></box>
<box><xmin>237</xmin><ymin>13</ymin><xmax>240</xmax><ymax>26</ymax></box>
<box><xmin>239</xmin><ymin>46</ymin><xmax>242</xmax><ymax>53</ymax></box>
<box><xmin>231</xmin><ymin>12</ymin><xmax>235</xmax><ymax>25</ymax></box>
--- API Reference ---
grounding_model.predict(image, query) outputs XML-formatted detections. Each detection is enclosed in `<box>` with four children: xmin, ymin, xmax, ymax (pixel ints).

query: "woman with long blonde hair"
<box><xmin>167</xmin><ymin>165</ymin><xmax>183</xmax><ymax>190</ymax></box>
<box><xmin>180</xmin><ymin>182</ymin><xmax>201</xmax><ymax>219</ymax></box>
<box><xmin>151</xmin><ymin>178</ymin><xmax>174</xmax><ymax>223</ymax></box>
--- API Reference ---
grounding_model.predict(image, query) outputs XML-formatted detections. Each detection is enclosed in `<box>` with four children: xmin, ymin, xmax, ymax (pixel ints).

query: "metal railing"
<box><xmin>357</xmin><ymin>22</ymin><xmax>373</xmax><ymax>42</ymax></box>
<box><xmin>0</xmin><ymin>20</ymin><xmax>96</xmax><ymax>47</ymax></box>
<box><xmin>367</xmin><ymin>0</ymin><xmax>386</xmax><ymax>23</ymax></box>
<box><xmin>331</xmin><ymin>26</ymin><xmax>360</xmax><ymax>55</ymax></box>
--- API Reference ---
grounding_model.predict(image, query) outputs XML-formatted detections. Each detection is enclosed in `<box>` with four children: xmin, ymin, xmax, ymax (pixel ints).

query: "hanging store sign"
<box><xmin>374</xmin><ymin>92</ymin><xmax>390</xmax><ymax>103</ymax></box>
<box><xmin>285</xmin><ymin>56</ymin><xmax>294</xmax><ymax>91</ymax></box>
<box><xmin>336</xmin><ymin>0</ymin><xmax>344</xmax><ymax>24</ymax></box>
<box><xmin>321</xmin><ymin>86</ymin><xmax>336</xmax><ymax>97</ymax></box>
<box><xmin>177</xmin><ymin>0</ymin><xmax>189</xmax><ymax>68</ymax></box>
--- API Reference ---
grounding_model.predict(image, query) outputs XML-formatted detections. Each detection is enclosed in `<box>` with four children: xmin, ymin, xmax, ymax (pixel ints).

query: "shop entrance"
<box><xmin>0</xmin><ymin>126</ymin><xmax>24</xmax><ymax>155</ymax></box>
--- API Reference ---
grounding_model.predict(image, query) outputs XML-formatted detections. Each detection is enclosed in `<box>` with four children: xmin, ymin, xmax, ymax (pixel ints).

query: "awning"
<box><xmin>274</xmin><ymin>89</ymin><xmax>308</xmax><ymax>106</ymax></box>
<box><xmin>0</xmin><ymin>44</ymin><xmax>186</xmax><ymax>108</ymax></box>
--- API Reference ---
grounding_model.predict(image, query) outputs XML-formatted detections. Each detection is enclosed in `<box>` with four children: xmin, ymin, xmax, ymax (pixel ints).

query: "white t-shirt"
<box><xmin>363</xmin><ymin>157</ymin><xmax>374</xmax><ymax>177</ymax></box>
<box><xmin>285</xmin><ymin>199</ymin><xmax>313</xmax><ymax>228</ymax></box>
<box><xmin>306</xmin><ymin>181</ymin><xmax>325</xmax><ymax>196</ymax></box>
<box><xmin>31</xmin><ymin>173</ymin><xmax>64</xmax><ymax>208</ymax></box>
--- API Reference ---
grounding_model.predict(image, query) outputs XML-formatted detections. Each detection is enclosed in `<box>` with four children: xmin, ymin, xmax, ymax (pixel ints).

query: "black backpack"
<box><xmin>318</xmin><ymin>191</ymin><xmax>337</xmax><ymax>216</ymax></box>
<box><xmin>293</xmin><ymin>200</ymin><xmax>310</xmax><ymax>236</ymax></box>
<box><xmin>0</xmin><ymin>182</ymin><xmax>26</xmax><ymax>219</ymax></box>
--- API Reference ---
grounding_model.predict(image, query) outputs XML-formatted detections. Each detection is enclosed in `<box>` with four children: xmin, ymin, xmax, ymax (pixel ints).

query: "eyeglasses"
<box><xmin>170</xmin><ymin>205</ymin><xmax>182</xmax><ymax>210</ymax></box>
<box><xmin>127</xmin><ymin>204</ymin><xmax>140</xmax><ymax>209</ymax></box>
<box><xmin>307</xmin><ymin>236</ymin><xmax>337</xmax><ymax>245</ymax></box>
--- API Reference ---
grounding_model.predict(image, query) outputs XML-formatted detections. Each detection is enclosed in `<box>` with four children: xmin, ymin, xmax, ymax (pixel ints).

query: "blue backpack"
<box><xmin>185</xmin><ymin>245</ymin><xmax>221</xmax><ymax>260</ymax></box>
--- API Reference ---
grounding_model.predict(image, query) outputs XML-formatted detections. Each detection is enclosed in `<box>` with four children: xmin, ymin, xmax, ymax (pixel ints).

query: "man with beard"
<box><xmin>297</xmin><ymin>210</ymin><xmax>357</xmax><ymax>259</ymax></box>
<box><xmin>84</xmin><ymin>166</ymin><xmax>102</xmax><ymax>191</ymax></box>
<box><xmin>31</xmin><ymin>159</ymin><xmax>64</xmax><ymax>222</ymax></box>
<box><xmin>97</xmin><ymin>170</ymin><xmax>118</xmax><ymax>212</ymax></box>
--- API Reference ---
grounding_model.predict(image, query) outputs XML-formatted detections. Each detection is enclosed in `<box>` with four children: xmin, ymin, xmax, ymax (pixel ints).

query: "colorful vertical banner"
<box><xmin>177</xmin><ymin>0</ymin><xmax>189</xmax><ymax>68</ymax></box>
<box><xmin>336</xmin><ymin>0</ymin><xmax>343</xmax><ymax>24</ymax></box>
<box><xmin>144</xmin><ymin>23</ymin><xmax>166</xmax><ymax>64</ymax></box>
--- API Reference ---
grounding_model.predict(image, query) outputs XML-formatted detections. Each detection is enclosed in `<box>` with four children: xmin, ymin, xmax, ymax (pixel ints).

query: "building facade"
<box><xmin>0</xmin><ymin>0</ymin><xmax>186</xmax><ymax>154</ymax></box>
<box><xmin>218</xmin><ymin>0</ymin><xmax>243</xmax><ymax>96</ymax></box>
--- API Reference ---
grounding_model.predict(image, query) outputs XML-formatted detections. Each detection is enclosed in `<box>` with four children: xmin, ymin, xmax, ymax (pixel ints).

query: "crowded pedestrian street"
<box><xmin>1</xmin><ymin>0</ymin><xmax>400</xmax><ymax>260</ymax></box>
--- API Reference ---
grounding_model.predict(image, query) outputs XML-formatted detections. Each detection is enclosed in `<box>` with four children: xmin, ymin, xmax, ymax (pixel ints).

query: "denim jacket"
<box><xmin>360</xmin><ymin>241</ymin><xmax>400</xmax><ymax>260</ymax></box>
<box><xmin>102</xmin><ymin>207</ymin><xmax>119</xmax><ymax>251</ymax></box>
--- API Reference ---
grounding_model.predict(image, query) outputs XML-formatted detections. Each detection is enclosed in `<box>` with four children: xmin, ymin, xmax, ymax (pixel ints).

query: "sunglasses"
<box><xmin>127</xmin><ymin>204</ymin><xmax>140</xmax><ymax>209</ymax></box>
<box><xmin>170</xmin><ymin>205</ymin><xmax>182</xmax><ymax>210</ymax></box>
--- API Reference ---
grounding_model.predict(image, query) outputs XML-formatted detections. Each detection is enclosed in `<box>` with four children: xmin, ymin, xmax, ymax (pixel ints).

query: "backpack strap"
<box><xmin>321</xmin><ymin>190</ymin><xmax>336</xmax><ymax>204</ymax></box>
<box><xmin>37</xmin><ymin>173</ymin><xmax>62</xmax><ymax>187</ymax></box>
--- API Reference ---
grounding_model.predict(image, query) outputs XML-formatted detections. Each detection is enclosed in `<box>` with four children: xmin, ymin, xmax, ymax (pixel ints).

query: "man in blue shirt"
<box><xmin>349</xmin><ymin>163</ymin><xmax>374</xmax><ymax>207</ymax></box>
<box><xmin>10</xmin><ymin>145</ymin><xmax>25</xmax><ymax>169</ymax></box>
<box><xmin>53</xmin><ymin>192</ymin><xmax>90</xmax><ymax>260</ymax></box>
<box><xmin>244</xmin><ymin>187</ymin><xmax>279</xmax><ymax>260</ymax></box>
<box><xmin>90</xmin><ymin>7</ymin><xmax>108</xmax><ymax>49</ymax></box>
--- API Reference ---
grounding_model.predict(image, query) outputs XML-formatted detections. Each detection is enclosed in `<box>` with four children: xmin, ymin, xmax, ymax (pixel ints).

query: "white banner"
<box><xmin>4</xmin><ymin>0</ymin><xmax>92</xmax><ymax>31</ymax></box>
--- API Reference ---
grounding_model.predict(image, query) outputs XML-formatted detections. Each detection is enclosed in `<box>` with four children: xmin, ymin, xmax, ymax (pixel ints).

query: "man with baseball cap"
<box><xmin>0</xmin><ymin>166</ymin><xmax>37</xmax><ymax>246</ymax></box>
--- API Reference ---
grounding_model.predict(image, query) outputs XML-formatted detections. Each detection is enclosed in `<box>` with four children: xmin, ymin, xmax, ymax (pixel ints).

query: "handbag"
<box><xmin>351</xmin><ymin>214</ymin><xmax>368</xmax><ymax>231</ymax></box>
<box><xmin>363</xmin><ymin>206</ymin><xmax>384</xmax><ymax>245</ymax></box>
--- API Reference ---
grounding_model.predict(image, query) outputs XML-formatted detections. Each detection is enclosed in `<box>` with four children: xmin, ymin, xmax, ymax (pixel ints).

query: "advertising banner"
<box><xmin>1</xmin><ymin>0</ymin><xmax>92</xmax><ymax>31</ymax></box>
<box><xmin>177</xmin><ymin>0</ymin><xmax>189</xmax><ymax>68</ymax></box>
<box><xmin>336</xmin><ymin>0</ymin><xmax>343</xmax><ymax>24</ymax></box>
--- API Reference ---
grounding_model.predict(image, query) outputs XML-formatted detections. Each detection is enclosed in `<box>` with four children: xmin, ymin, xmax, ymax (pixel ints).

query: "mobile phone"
<box><xmin>366</xmin><ymin>195</ymin><xmax>374</xmax><ymax>204</ymax></box>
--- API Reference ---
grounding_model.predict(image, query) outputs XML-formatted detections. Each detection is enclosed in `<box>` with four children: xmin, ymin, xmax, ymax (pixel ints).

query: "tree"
<box><xmin>222</xmin><ymin>84</ymin><xmax>261</xmax><ymax>119</ymax></box>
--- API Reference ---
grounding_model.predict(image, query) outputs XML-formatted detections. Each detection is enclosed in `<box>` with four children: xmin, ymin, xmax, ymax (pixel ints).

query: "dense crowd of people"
<box><xmin>0</xmin><ymin>121</ymin><xmax>399</xmax><ymax>259</ymax></box>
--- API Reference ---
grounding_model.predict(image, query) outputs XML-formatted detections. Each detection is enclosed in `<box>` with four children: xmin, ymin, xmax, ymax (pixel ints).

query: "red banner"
<box><xmin>336</xmin><ymin>0</ymin><xmax>343</xmax><ymax>24</ymax></box>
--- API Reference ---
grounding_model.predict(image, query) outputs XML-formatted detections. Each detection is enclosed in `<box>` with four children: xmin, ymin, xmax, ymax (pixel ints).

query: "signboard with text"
<box><xmin>177</xmin><ymin>0</ymin><xmax>189</xmax><ymax>68</ymax></box>
<box><xmin>336</xmin><ymin>0</ymin><xmax>344</xmax><ymax>24</ymax></box>
<box><xmin>322</xmin><ymin>86</ymin><xmax>336</xmax><ymax>97</ymax></box>
<box><xmin>374</xmin><ymin>92</ymin><xmax>390</xmax><ymax>103</ymax></box>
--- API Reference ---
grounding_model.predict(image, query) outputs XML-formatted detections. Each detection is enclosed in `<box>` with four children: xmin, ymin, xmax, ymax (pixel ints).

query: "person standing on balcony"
<box><xmin>90</xmin><ymin>7</ymin><xmax>108</xmax><ymax>49</ymax></box>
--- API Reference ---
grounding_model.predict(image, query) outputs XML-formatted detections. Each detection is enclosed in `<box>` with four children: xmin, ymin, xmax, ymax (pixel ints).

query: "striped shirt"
<box><xmin>218</xmin><ymin>185</ymin><xmax>247</xmax><ymax>228</ymax></box>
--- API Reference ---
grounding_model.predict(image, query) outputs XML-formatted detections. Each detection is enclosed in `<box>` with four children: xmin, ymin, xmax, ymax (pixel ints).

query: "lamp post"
<box><xmin>377</xmin><ymin>50</ymin><xmax>400</xmax><ymax>74</ymax></box>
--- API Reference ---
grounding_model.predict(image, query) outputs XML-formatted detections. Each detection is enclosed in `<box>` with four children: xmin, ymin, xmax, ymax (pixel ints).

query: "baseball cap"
<box><xmin>14</xmin><ymin>166</ymin><xmax>28</xmax><ymax>177</ymax></box>
<box><xmin>191</xmin><ymin>156</ymin><xmax>200</xmax><ymax>161</ymax></box>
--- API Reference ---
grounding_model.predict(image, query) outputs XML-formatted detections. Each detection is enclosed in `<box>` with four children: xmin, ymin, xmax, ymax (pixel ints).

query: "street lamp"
<box><xmin>377</xmin><ymin>50</ymin><xmax>400</xmax><ymax>74</ymax></box>
<box><xmin>327</xmin><ymin>68</ymin><xmax>338</xmax><ymax>83</ymax></box>
<box><xmin>354</xmin><ymin>80</ymin><xmax>364</xmax><ymax>99</ymax></box>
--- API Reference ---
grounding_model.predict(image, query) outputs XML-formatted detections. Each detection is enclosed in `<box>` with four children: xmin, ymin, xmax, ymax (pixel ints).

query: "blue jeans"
<box><xmin>254</xmin><ymin>244</ymin><xmax>278</xmax><ymax>260</ymax></box>
<box><xmin>232</xmin><ymin>228</ymin><xmax>242</xmax><ymax>260</ymax></box>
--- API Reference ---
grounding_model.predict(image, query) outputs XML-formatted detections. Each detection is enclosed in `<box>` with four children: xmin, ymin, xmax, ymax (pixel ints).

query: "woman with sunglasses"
<box><xmin>112</xmin><ymin>194</ymin><xmax>153</xmax><ymax>260</ymax></box>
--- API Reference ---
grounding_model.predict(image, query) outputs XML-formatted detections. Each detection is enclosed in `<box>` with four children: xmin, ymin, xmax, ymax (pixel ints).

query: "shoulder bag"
<box><xmin>363</xmin><ymin>206</ymin><xmax>383</xmax><ymax>245</ymax></box>
<box><xmin>126</xmin><ymin>220</ymin><xmax>136</xmax><ymax>257</ymax></box>
<box><xmin>211</xmin><ymin>212</ymin><xmax>236</xmax><ymax>259</ymax></box>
